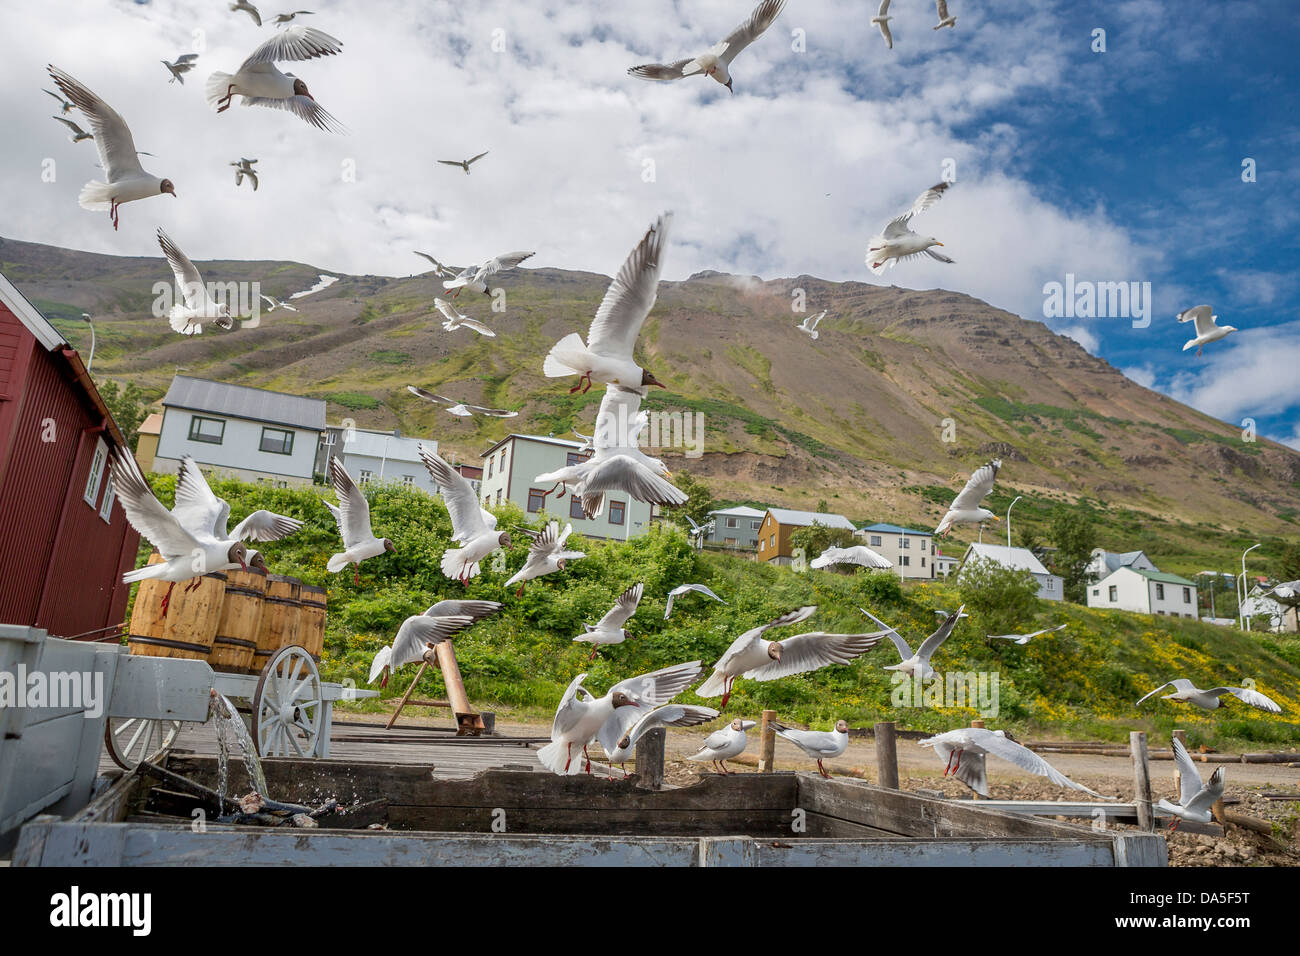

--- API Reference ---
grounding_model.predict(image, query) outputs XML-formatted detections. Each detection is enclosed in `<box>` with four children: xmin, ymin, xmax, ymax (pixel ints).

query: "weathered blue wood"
<box><xmin>109</xmin><ymin>656</ymin><xmax>214</xmax><ymax>720</ymax></box>
<box><xmin>1112</xmin><ymin>833</ymin><xmax>1168</xmax><ymax>867</ymax></box>
<box><xmin>698</xmin><ymin>836</ymin><xmax>757</xmax><ymax>866</ymax></box>
<box><xmin>751</xmin><ymin>838</ymin><xmax>1117</xmax><ymax>867</ymax></box>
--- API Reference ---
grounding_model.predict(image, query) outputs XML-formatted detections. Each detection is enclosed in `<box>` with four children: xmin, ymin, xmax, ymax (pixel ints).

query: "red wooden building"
<box><xmin>0</xmin><ymin>271</ymin><xmax>140</xmax><ymax>640</ymax></box>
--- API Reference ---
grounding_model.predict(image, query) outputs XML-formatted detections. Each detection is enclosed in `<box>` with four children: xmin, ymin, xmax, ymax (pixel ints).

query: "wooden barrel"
<box><xmin>210</xmin><ymin>569</ymin><xmax>268</xmax><ymax>673</ymax></box>
<box><xmin>128</xmin><ymin>553</ymin><xmax>226</xmax><ymax>660</ymax></box>
<box><xmin>298</xmin><ymin>583</ymin><xmax>327</xmax><ymax>663</ymax></box>
<box><xmin>253</xmin><ymin>575</ymin><xmax>301</xmax><ymax>672</ymax></box>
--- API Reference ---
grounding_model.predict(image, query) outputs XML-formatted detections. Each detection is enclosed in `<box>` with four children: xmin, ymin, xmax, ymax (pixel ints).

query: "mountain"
<box><xmin>3</xmin><ymin>234</ymin><xmax>1296</xmax><ymax>575</ymax></box>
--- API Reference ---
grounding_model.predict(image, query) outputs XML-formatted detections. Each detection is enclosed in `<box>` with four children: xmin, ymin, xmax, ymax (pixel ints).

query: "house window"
<box><xmin>189</xmin><ymin>415</ymin><xmax>225</xmax><ymax>444</ymax></box>
<box><xmin>901</xmin><ymin>556</ymin><xmax>910</xmax><ymax>567</ymax></box>
<box><xmin>750</xmin><ymin>520</ymin><xmax>761</xmax><ymax>530</ymax></box>
<box><xmin>870</xmin><ymin>535</ymin><xmax>882</xmax><ymax>547</ymax></box>
<box><xmin>359</xmin><ymin>470</ymin><xmax>372</xmax><ymax>485</ymax></box>
<box><xmin>83</xmin><ymin>438</ymin><xmax>108</xmax><ymax>507</ymax></box>
<box><xmin>570</xmin><ymin>496</ymin><xmax>585</xmax><ymax>520</ymax></box>
<box><xmin>1093</xmin><ymin>588</ymin><xmax>1100</xmax><ymax>597</ymax></box>
<box><xmin>1109</xmin><ymin>585</ymin><xmax>1118</xmax><ymax>601</ymax></box>
<box><xmin>98</xmin><ymin>471</ymin><xmax>116</xmax><ymax>522</ymax></box>
<box><xmin>1183</xmin><ymin>587</ymin><xmax>1191</xmax><ymax>603</ymax></box>
<box><xmin>769</xmin><ymin>534</ymin><xmax>775</xmax><ymax>549</ymax></box>
<box><xmin>488</xmin><ymin>458</ymin><xmax>494</xmax><ymax>478</ymax></box>
<box><xmin>498</xmin><ymin>448</ymin><xmax>507</xmax><ymax>470</ymax></box>
<box><xmin>609</xmin><ymin>501</ymin><xmax>626</xmax><ymax>525</ymax></box>
<box><xmin>726</xmin><ymin>517</ymin><xmax>738</xmax><ymax>528</ymax></box>
<box><xmin>496</xmin><ymin>489</ymin><xmax>503</xmax><ymax>505</ymax></box>
<box><xmin>1046</xmin><ymin>578</ymin><xmax>1055</xmax><ymax>591</ymax></box>
<box><xmin>1155</xmin><ymin>583</ymin><xmax>1165</xmax><ymax>600</ymax></box>
<box><xmin>920</xmin><ymin>556</ymin><xmax>926</xmax><ymax>567</ymax></box>
<box><xmin>900</xmin><ymin>538</ymin><xmax>910</xmax><ymax>549</ymax></box>
<box><xmin>759</xmin><ymin>539</ymin><xmax>765</xmax><ymax>552</ymax></box>
<box><xmin>259</xmin><ymin>427</ymin><xmax>294</xmax><ymax>455</ymax></box>
<box><xmin>527</xmin><ymin>488</ymin><xmax>546</xmax><ymax>512</ymax></box>
<box><xmin>401</xmin><ymin>475</ymin><xmax>414</xmax><ymax>487</ymax></box>
<box><xmin>567</xmin><ymin>451</ymin><xmax>590</xmax><ymax>467</ymax></box>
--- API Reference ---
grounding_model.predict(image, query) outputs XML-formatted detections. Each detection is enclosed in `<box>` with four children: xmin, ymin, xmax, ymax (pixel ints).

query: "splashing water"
<box><xmin>210</xmin><ymin>691</ymin><xmax>269</xmax><ymax>802</ymax></box>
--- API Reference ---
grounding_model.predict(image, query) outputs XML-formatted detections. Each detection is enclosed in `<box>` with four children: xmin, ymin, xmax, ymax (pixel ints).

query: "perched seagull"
<box><xmin>51</xmin><ymin>115</ymin><xmax>93</xmax><ymax>143</ymax></box>
<box><xmin>46</xmin><ymin>66</ymin><xmax>177</xmax><ymax>230</ymax></box>
<box><xmin>413</xmin><ymin>251</ymin><xmax>456</xmax><ymax>277</ymax></box>
<box><xmin>988</xmin><ymin>623</ymin><xmax>1068</xmax><ymax>645</ymax></box>
<box><xmin>859</xmin><ymin>605</ymin><xmax>963</xmax><ymax>680</ymax></box>
<box><xmin>933</xmin><ymin>0</ymin><xmax>957</xmax><ymax>29</ymax></box>
<box><xmin>504</xmin><ymin>521</ymin><xmax>585</xmax><ymax>596</ymax></box>
<box><xmin>921</xmin><ymin>728</ymin><xmax>1107</xmax><ymax>798</ymax></box>
<box><xmin>438</xmin><ymin>150</ymin><xmax>489</xmax><ymax>174</ymax></box>
<box><xmin>1177</xmin><ymin>304</ymin><xmax>1237</xmax><ymax>357</ymax></box>
<box><xmin>407</xmin><ymin>386</ymin><xmax>518</xmax><ymax>418</ymax></box>
<box><xmin>110</xmin><ymin>448</ymin><xmax>248</xmax><ymax>616</ymax></box>
<box><xmin>627</xmin><ymin>0</ymin><xmax>787</xmax><ymax>94</ymax></box>
<box><xmin>1135</xmin><ymin>679</ymin><xmax>1281</xmax><ymax>714</ymax></box>
<box><xmin>441</xmin><ymin>251</ymin><xmax>533</xmax><ymax>298</ymax></box>
<box><xmin>664</xmin><ymin>583</ymin><xmax>727</xmax><ymax>619</ymax></box>
<box><xmin>1160</xmin><ymin>737</ymin><xmax>1226</xmax><ymax>830</ymax></box>
<box><xmin>162</xmin><ymin>54</ymin><xmax>199</xmax><ymax>84</ymax></box>
<box><xmin>418</xmin><ymin>444</ymin><xmax>513</xmax><ymax>583</ymax></box>
<box><xmin>230</xmin><ymin>1</ymin><xmax>263</xmax><ymax>26</ymax></box>
<box><xmin>231</xmin><ymin>157</ymin><xmax>259</xmax><ymax>190</ymax></box>
<box><xmin>687</xmin><ymin>717</ymin><xmax>756</xmax><ymax>774</ymax></box>
<box><xmin>206</xmin><ymin>25</ymin><xmax>346</xmax><ymax>133</ymax></box>
<box><xmin>324</xmin><ymin>457</ymin><xmax>396</xmax><ymax>584</ymax></box>
<box><xmin>538</xmin><ymin>662</ymin><xmax>703</xmax><ymax>775</ymax></box>
<box><xmin>772</xmin><ymin>719</ymin><xmax>849</xmax><ymax>779</ymax></box>
<box><xmin>157</xmin><ymin>229</ymin><xmax>234</xmax><ymax>335</ymax></box>
<box><xmin>433</xmin><ymin>297</ymin><xmax>496</xmax><ymax>336</ymax></box>
<box><xmin>872</xmin><ymin>0</ymin><xmax>894</xmax><ymax>49</ymax></box>
<box><xmin>865</xmin><ymin>182</ymin><xmax>954</xmax><ymax>275</ymax></box>
<box><xmin>810</xmin><ymin>544</ymin><xmax>892</xmax><ymax>571</ymax></box>
<box><xmin>544</xmin><ymin>214</ymin><xmax>670</xmax><ymax>394</ymax></box>
<box><xmin>43</xmin><ymin>87</ymin><xmax>74</xmax><ymax>114</ymax></box>
<box><xmin>573</xmin><ymin>583</ymin><xmax>644</xmax><ymax>660</ymax></box>
<box><xmin>796</xmin><ymin>310</ymin><xmax>826</xmax><ymax>339</ymax></box>
<box><xmin>259</xmin><ymin>293</ymin><xmax>297</xmax><ymax>313</ymax></box>
<box><xmin>601</xmin><ymin>702</ymin><xmax>719</xmax><ymax>775</ymax></box>
<box><xmin>934</xmin><ymin>458</ymin><xmax>1001</xmax><ymax>536</ymax></box>
<box><xmin>272</xmin><ymin>10</ymin><xmax>314</xmax><ymax>26</ymax></box>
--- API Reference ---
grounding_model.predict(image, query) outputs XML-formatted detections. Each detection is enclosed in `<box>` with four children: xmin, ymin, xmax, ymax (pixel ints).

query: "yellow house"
<box><xmin>757</xmin><ymin>508</ymin><xmax>856</xmax><ymax>565</ymax></box>
<box><xmin>135</xmin><ymin>412</ymin><xmax>163</xmax><ymax>472</ymax></box>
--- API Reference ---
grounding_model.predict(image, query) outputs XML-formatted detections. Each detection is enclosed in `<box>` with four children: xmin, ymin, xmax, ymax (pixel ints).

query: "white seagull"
<box><xmin>810</xmin><ymin>544</ymin><xmax>892</xmax><ymax>571</ymax></box>
<box><xmin>687</xmin><ymin>717</ymin><xmax>757</xmax><ymax>774</ymax></box>
<box><xmin>438</xmin><ymin>150</ymin><xmax>489</xmax><ymax>174</ymax></box>
<box><xmin>368</xmin><ymin>600</ymin><xmax>502</xmax><ymax>686</ymax></box>
<box><xmin>504</xmin><ymin>521</ymin><xmax>585</xmax><ymax>596</ymax></box>
<box><xmin>1177</xmin><ymin>304</ymin><xmax>1237</xmax><ymax>357</ymax></box>
<box><xmin>772</xmin><ymin>719</ymin><xmax>849</xmax><ymax>778</ymax></box>
<box><xmin>52</xmin><ymin>115</ymin><xmax>92</xmax><ymax>143</ymax></box>
<box><xmin>230</xmin><ymin>1</ymin><xmax>262</xmax><ymax>26</ymax></box>
<box><xmin>796</xmin><ymin>310</ymin><xmax>826</xmax><ymax>339</ymax></box>
<box><xmin>988</xmin><ymin>623</ymin><xmax>1068</xmax><ymax>645</ymax></box>
<box><xmin>538</xmin><ymin>661</ymin><xmax>703</xmax><ymax>775</ymax></box>
<box><xmin>1159</xmin><ymin>737</ymin><xmax>1226</xmax><ymax>830</ymax></box>
<box><xmin>162</xmin><ymin>54</ymin><xmax>199</xmax><ymax>84</ymax></box>
<box><xmin>859</xmin><ymin>605</ymin><xmax>963</xmax><ymax>680</ymax></box>
<box><xmin>170</xmin><ymin>456</ymin><xmax>303</xmax><ymax>566</ymax></box>
<box><xmin>934</xmin><ymin>458</ymin><xmax>1001</xmax><ymax>536</ymax></box>
<box><xmin>157</xmin><ymin>229</ymin><xmax>234</xmax><ymax>335</ymax></box>
<box><xmin>418</xmin><ymin>444</ymin><xmax>513</xmax><ymax>583</ymax></box>
<box><xmin>407</xmin><ymin>386</ymin><xmax>517</xmax><ymax>418</ymax></box>
<box><xmin>920</xmin><ymin>728</ymin><xmax>1107</xmax><ymax>798</ymax></box>
<box><xmin>259</xmin><ymin>294</ymin><xmax>297</xmax><ymax>313</ymax></box>
<box><xmin>206</xmin><ymin>25</ymin><xmax>345</xmax><ymax>133</ymax></box>
<box><xmin>46</xmin><ymin>66</ymin><xmax>177</xmax><ymax>230</ymax></box>
<box><xmin>44</xmin><ymin>87</ymin><xmax>74</xmax><ymax>114</ymax></box>
<box><xmin>872</xmin><ymin>0</ymin><xmax>894</xmax><ymax>49</ymax></box>
<box><xmin>272</xmin><ymin>10</ymin><xmax>314</xmax><ymax>26</ymax></box>
<box><xmin>413</xmin><ymin>251</ymin><xmax>456</xmax><ymax>277</ymax></box>
<box><xmin>866</xmin><ymin>182</ymin><xmax>954</xmax><ymax>275</ymax></box>
<box><xmin>441</xmin><ymin>251</ymin><xmax>534</xmax><ymax>298</ymax></box>
<box><xmin>231</xmin><ymin>157</ymin><xmax>259</xmax><ymax>190</ymax></box>
<box><xmin>324</xmin><ymin>457</ymin><xmax>396</xmax><ymax>584</ymax></box>
<box><xmin>433</xmin><ymin>297</ymin><xmax>496</xmax><ymax>336</ymax></box>
<box><xmin>573</xmin><ymin>583</ymin><xmax>644</xmax><ymax>659</ymax></box>
<box><xmin>664</xmin><ymin>583</ymin><xmax>727</xmax><ymax>619</ymax></box>
<box><xmin>544</xmin><ymin>214</ymin><xmax>670</xmax><ymax>394</ymax></box>
<box><xmin>627</xmin><ymin>0</ymin><xmax>787</xmax><ymax>94</ymax></box>
<box><xmin>1135</xmin><ymin>679</ymin><xmax>1281</xmax><ymax>714</ymax></box>
<box><xmin>933</xmin><ymin>0</ymin><xmax>957</xmax><ymax>29</ymax></box>
<box><xmin>601</xmin><ymin>702</ymin><xmax>720</xmax><ymax>775</ymax></box>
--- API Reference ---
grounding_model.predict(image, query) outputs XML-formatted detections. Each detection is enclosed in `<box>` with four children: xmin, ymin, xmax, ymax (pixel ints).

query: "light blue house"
<box><xmin>318</xmin><ymin>426</ymin><xmax>438</xmax><ymax>493</ymax></box>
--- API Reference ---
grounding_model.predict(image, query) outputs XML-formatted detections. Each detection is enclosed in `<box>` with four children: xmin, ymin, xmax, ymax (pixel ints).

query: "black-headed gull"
<box><xmin>1160</xmin><ymin>737</ymin><xmax>1225</xmax><ymax>830</ymax></box>
<box><xmin>52</xmin><ymin>115</ymin><xmax>92</xmax><ymax>143</ymax></box>
<box><xmin>772</xmin><ymin>719</ymin><xmax>849</xmax><ymax>778</ymax></box>
<box><xmin>259</xmin><ymin>293</ymin><xmax>297</xmax><ymax>313</ymax></box>
<box><xmin>369</xmin><ymin>598</ymin><xmax>502</xmax><ymax>686</ymax></box>
<box><xmin>1135</xmin><ymin>679</ymin><xmax>1281</xmax><ymax>714</ymax></box>
<box><xmin>413</xmin><ymin>251</ymin><xmax>456</xmax><ymax>277</ymax></box>
<box><xmin>810</xmin><ymin>544</ymin><xmax>892</xmax><ymax>571</ymax></box>
<box><xmin>46</xmin><ymin>66</ymin><xmax>177</xmax><ymax>230</ymax></box>
<box><xmin>272</xmin><ymin>10</ymin><xmax>314</xmax><ymax>26</ymax></box>
<box><xmin>110</xmin><ymin>448</ymin><xmax>248</xmax><ymax>616</ymax></box>
<box><xmin>796</xmin><ymin>310</ymin><xmax>825</xmax><ymax>339</ymax></box>
<box><xmin>988</xmin><ymin>623</ymin><xmax>1068</xmax><ymax>645</ymax></box>
<box><xmin>1177</xmin><ymin>305</ymin><xmax>1237</xmax><ymax>357</ymax></box>
<box><xmin>602</xmin><ymin>702</ymin><xmax>719</xmax><ymax>775</ymax></box>
<box><xmin>628</xmin><ymin>0</ymin><xmax>787</xmax><ymax>94</ymax></box>
<box><xmin>933</xmin><ymin>0</ymin><xmax>957</xmax><ymax>29</ymax></box>
<box><xmin>866</xmin><ymin>182</ymin><xmax>954</xmax><ymax>275</ymax></box>
<box><xmin>157</xmin><ymin>229</ymin><xmax>234</xmax><ymax>335</ymax></box>
<box><xmin>538</xmin><ymin>661</ymin><xmax>702</xmax><ymax>775</ymax></box>
<box><xmin>438</xmin><ymin>150</ymin><xmax>489</xmax><ymax>174</ymax></box>
<box><xmin>407</xmin><ymin>386</ymin><xmax>517</xmax><ymax>418</ymax></box>
<box><xmin>206</xmin><ymin>26</ymin><xmax>345</xmax><ymax>133</ymax></box>
<box><xmin>543</xmin><ymin>214</ymin><xmax>670</xmax><ymax>395</ymax></box>
<box><xmin>44</xmin><ymin>87</ymin><xmax>73</xmax><ymax>114</ymax></box>
<box><xmin>368</xmin><ymin>613</ymin><xmax>475</xmax><ymax>688</ymax></box>
<box><xmin>230</xmin><ymin>1</ymin><xmax>262</xmax><ymax>26</ymax></box>
<box><xmin>504</xmin><ymin>521</ymin><xmax>584</xmax><ymax>596</ymax></box>
<box><xmin>920</xmin><ymin>728</ymin><xmax>1107</xmax><ymax>798</ymax></box>
<box><xmin>573</xmin><ymin>583</ymin><xmax>643</xmax><ymax>659</ymax></box>
<box><xmin>872</xmin><ymin>0</ymin><xmax>894</xmax><ymax>49</ymax></box>
<box><xmin>664</xmin><ymin>583</ymin><xmax>726</xmax><ymax>619</ymax></box>
<box><xmin>231</xmin><ymin>157</ymin><xmax>259</xmax><ymax>190</ymax></box>
<box><xmin>441</xmin><ymin>251</ymin><xmax>533</xmax><ymax>298</ymax></box>
<box><xmin>859</xmin><ymin>605</ymin><xmax>962</xmax><ymax>680</ymax></box>
<box><xmin>433</xmin><ymin>297</ymin><xmax>496</xmax><ymax>336</ymax></box>
<box><xmin>162</xmin><ymin>54</ymin><xmax>199</xmax><ymax>84</ymax></box>
<box><xmin>324</xmin><ymin>457</ymin><xmax>396</xmax><ymax>583</ymax></box>
<box><xmin>934</xmin><ymin>459</ymin><xmax>1000</xmax><ymax>536</ymax></box>
<box><xmin>172</xmin><ymin>455</ymin><xmax>303</xmax><ymax>549</ymax></box>
<box><xmin>688</xmin><ymin>717</ymin><xmax>756</xmax><ymax>773</ymax></box>
<box><xmin>418</xmin><ymin>444</ymin><xmax>512</xmax><ymax>583</ymax></box>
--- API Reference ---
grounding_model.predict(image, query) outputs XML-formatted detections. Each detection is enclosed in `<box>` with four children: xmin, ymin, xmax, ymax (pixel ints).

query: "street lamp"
<box><xmin>1006</xmin><ymin>495</ymin><xmax>1023</xmax><ymax>548</ymax></box>
<box><xmin>79</xmin><ymin>313</ymin><xmax>95</xmax><ymax>372</ymax></box>
<box><xmin>1239</xmin><ymin>543</ymin><xmax>1261</xmax><ymax>630</ymax></box>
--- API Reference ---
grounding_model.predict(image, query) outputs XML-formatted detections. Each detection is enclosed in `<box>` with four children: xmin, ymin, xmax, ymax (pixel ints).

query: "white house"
<box><xmin>153</xmin><ymin>375</ymin><xmax>325</xmax><ymax>486</ymax></box>
<box><xmin>706</xmin><ymin>506</ymin><xmax>765</xmax><ymax>550</ymax></box>
<box><xmin>318</xmin><ymin>426</ymin><xmax>438</xmax><ymax>493</ymax></box>
<box><xmin>856</xmin><ymin>522</ymin><xmax>935</xmax><ymax>579</ymax></box>
<box><xmin>1086</xmin><ymin>548</ymin><xmax>1158</xmax><ymax>580</ymax></box>
<box><xmin>1087</xmin><ymin>567</ymin><xmax>1198</xmax><ymax>619</ymax></box>
<box><xmin>933</xmin><ymin>554</ymin><xmax>960</xmax><ymax>579</ymax></box>
<box><xmin>1240</xmin><ymin>585</ymin><xmax>1299</xmax><ymax>633</ymax></box>
<box><xmin>958</xmin><ymin>543</ymin><xmax>1063</xmax><ymax>602</ymax></box>
<box><xmin>478</xmin><ymin>433</ymin><xmax>654</xmax><ymax>541</ymax></box>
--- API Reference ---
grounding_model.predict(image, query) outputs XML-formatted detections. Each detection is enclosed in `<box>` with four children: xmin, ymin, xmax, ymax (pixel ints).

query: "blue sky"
<box><xmin>0</xmin><ymin>0</ymin><xmax>1296</xmax><ymax>445</ymax></box>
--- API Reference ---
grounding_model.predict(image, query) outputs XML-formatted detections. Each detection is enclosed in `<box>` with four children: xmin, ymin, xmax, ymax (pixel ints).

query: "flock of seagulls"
<box><xmin>872</xmin><ymin>0</ymin><xmax>959</xmax><ymax>50</ymax></box>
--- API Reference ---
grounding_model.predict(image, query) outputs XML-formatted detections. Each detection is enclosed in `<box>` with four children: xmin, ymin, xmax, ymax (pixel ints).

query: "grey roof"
<box><xmin>961</xmin><ymin>543</ymin><xmax>1052</xmax><ymax>576</ymax></box>
<box><xmin>766</xmin><ymin>508</ymin><xmax>856</xmax><ymax>531</ymax></box>
<box><xmin>1093</xmin><ymin>549</ymin><xmax>1155</xmax><ymax>574</ymax></box>
<box><xmin>709</xmin><ymin>506</ymin><xmax>766</xmax><ymax>518</ymax></box>
<box><xmin>162</xmin><ymin>375</ymin><xmax>326</xmax><ymax>431</ymax></box>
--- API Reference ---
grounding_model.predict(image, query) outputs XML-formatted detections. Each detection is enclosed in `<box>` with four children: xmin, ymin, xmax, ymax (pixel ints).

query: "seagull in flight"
<box><xmin>206</xmin><ymin>25</ymin><xmax>346</xmax><ymax>133</ymax></box>
<box><xmin>231</xmin><ymin>157</ymin><xmax>259</xmax><ymax>190</ymax></box>
<box><xmin>413</xmin><ymin>251</ymin><xmax>456</xmax><ymax>277</ymax></box>
<box><xmin>259</xmin><ymin>293</ymin><xmax>297</xmax><ymax>313</ymax></box>
<box><xmin>933</xmin><ymin>0</ymin><xmax>957</xmax><ymax>29</ymax></box>
<box><xmin>935</xmin><ymin>458</ymin><xmax>1001</xmax><ymax>536</ymax></box>
<box><xmin>796</xmin><ymin>310</ymin><xmax>826</xmax><ymax>339</ymax></box>
<box><xmin>1136</xmin><ymin>679</ymin><xmax>1281</xmax><ymax>714</ymax></box>
<box><xmin>872</xmin><ymin>0</ymin><xmax>894</xmax><ymax>49</ymax></box>
<box><xmin>44</xmin><ymin>87</ymin><xmax>74</xmax><ymax>113</ymax></box>
<box><xmin>324</xmin><ymin>457</ymin><xmax>397</xmax><ymax>584</ymax></box>
<box><xmin>866</xmin><ymin>182</ymin><xmax>954</xmax><ymax>275</ymax></box>
<box><xmin>988</xmin><ymin>623</ymin><xmax>1068</xmax><ymax>645</ymax></box>
<box><xmin>573</xmin><ymin>583</ymin><xmax>644</xmax><ymax>660</ymax></box>
<box><xmin>441</xmin><ymin>252</ymin><xmax>533</xmax><ymax>298</ymax></box>
<box><xmin>628</xmin><ymin>0</ymin><xmax>787</xmax><ymax>94</ymax></box>
<box><xmin>1177</xmin><ymin>304</ymin><xmax>1237</xmax><ymax>357</ymax></box>
<box><xmin>664</xmin><ymin>583</ymin><xmax>726</xmax><ymax>619</ymax></box>
<box><xmin>1159</xmin><ymin>737</ymin><xmax>1225</xmax><ymax>830</ymax></box>
<box><xmin>157</xmin><ymin>229</ymin><xmax>233</xmax><ymax>335</ymax></box>
<box><xmin>52</xmin><ymin>115</ymin><xmax>93</xmax><ymax>143</ymax></box>
<box><xmin>162</xmin><ymin>54</ymin><xmax>199</xmax><ymax>84</ymax></box>
<box><xmin>860</xmin><ymin>605</ymin><xmax>962</xmax><ymax>680</ymax></box>
<box><xmin>921</xmin><ymin>728</ymin><xmax>1107</xmax><ymax>798</ymax></box>
<box><xmin>419</xmin><ymin>445</ymin><xmax>513</xmax><ymax>583</ymax></box>
<box><xmin>433</xmin><ymin>297</ymin><xmax>496</xmax><ymax>336</ymax></box>
<box><xmin>230</xmin><ymin>1</ymin><xmax>263</xmax><ymax>26</ymax></box>
<box><xmin>407</xmin><ymin>385</ymin><xmax>518</xmax><ymax>418</ymax></box>
<box><xmin>273</xmin><ymin>10</ymin><xmax>314</xmax><ymax>26</ymax></box>
<box><xmin>438</xmin><ymin>150</ymin><xmax>489</xmax><ymax>174</ymax></box>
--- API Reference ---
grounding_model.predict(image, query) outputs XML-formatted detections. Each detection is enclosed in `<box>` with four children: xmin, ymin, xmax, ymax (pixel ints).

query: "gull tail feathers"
<box><xmin>205</xmin><ymin>71</ymin><xmax>234</xmax><ymax>110</ymax></box>
<box><xmin>123</xmin><ymin>562</ymin><xmax>170</xmax><ymax>583</ymax></box>
<box><xmin>543</xmin><ymin>332</ymin><xmax>591</xmax><ymax>378</ymax></box>
<box><xmin>695</xmin><ymin>670</ymin><xmax>727</xmax><ymax>698</ymax></box>
<box><xmin>168</xmin><ymin>305</ymin><xmax>200</xmax><ymax>335</ymax></box>
<box><xmin>440</xmin><ymin>546</ymin><xmax>480</xmax><ymax>581</ymax></box>
<box><xmin>537</xmin><ymin>739</ymin><xmax>583</xmax><ymax>775</ymax></box>
<box><xmin>326</xmin><ymin>552</ymin><xmax>352</xmax><ymax>574</ymax></box>
<box><xmin>77</xmin><ymin>180</ymin><xmax>114</xmax><ymax>211</ymax></box>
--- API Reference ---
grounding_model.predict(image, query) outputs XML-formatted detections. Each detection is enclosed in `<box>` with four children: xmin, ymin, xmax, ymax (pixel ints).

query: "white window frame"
<box><xmin>84</xmin><ymin>437</ymin><xmax>108</xmax><ymax>508</ymax></box>
<box><xmin>98</xmin><ymin>470</ymin><xmax>116</xmax><ymax>522</ymax></box>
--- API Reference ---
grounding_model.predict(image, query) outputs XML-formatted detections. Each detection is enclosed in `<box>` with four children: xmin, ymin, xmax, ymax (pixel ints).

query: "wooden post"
<box><xmin>1172</xmin><ymin>729</ymin><xmax>1187</xmax><ymax>802</ymax></box>
<box><xmin>969</xmin><ymin>719</ymin><xmax>985</xmax><ymax>798</ymax></box>
<box><xmin>758</xmin><ymin>709</ymin><xmax>777</xmax><ymax>773</ymax></box>
<box><xmin>1130</xmin><ymin>731</ymin><xmax>1154</xmax><ymax>832</ymax></box>
<box><xmin>434</xmin><ymin>641</ymin><xmax>485</xmax><ymax>735</ymax></box>
<box><xmin>385</xmin><ymin>660</ymin><xmax>429</xmax><ymax>730</ymax></box>
<box><xmin>634</xmin><ymin>727</ymin><xmax>666</xmax><ymax>790</ymax></box>
<box><xmin>874</xmin><ymin>721</ymin><xmax>899</xmax><ymax>789</ymax></box>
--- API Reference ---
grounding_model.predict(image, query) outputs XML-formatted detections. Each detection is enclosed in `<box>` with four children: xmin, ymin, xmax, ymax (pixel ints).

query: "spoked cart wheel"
<box><xmin>104</xmin><ymin>716</ymin><xmax>183</xmax><ymax>770</ymax></box>
<box><xmin>251</xmin><ymin>644</ymin><xmax>323</xmax><ymax>758</ymax></box>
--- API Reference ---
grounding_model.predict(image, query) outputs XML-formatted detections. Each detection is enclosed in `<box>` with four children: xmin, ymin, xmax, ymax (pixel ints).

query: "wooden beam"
<box><xmin>758</xmin><ymin>709</ymin><xmax>776</xmax><ymax>773</ymax></box>
<box><xmin>385</xmin><ymin>660</ymin><xmax>430</xmax><ymax>730</ymax></box>
<box><xmin>1130</xmin><ymin>731</ymin><xmax>1154</xmax><ymax>832</ymax></box>
<box><xmin>435</xmin><ymin>641</ymin><xmax>485</xmax><ymax>735</ymax></box>
<box><xmin>874</xmin><ymin>721</ymin><xmax>898</xmax><ymax>790</ymax></box>
<box><xmin>634</xmin><ymin>727</ymin><xmax>665</xmax><ymax>791</ymax></box>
